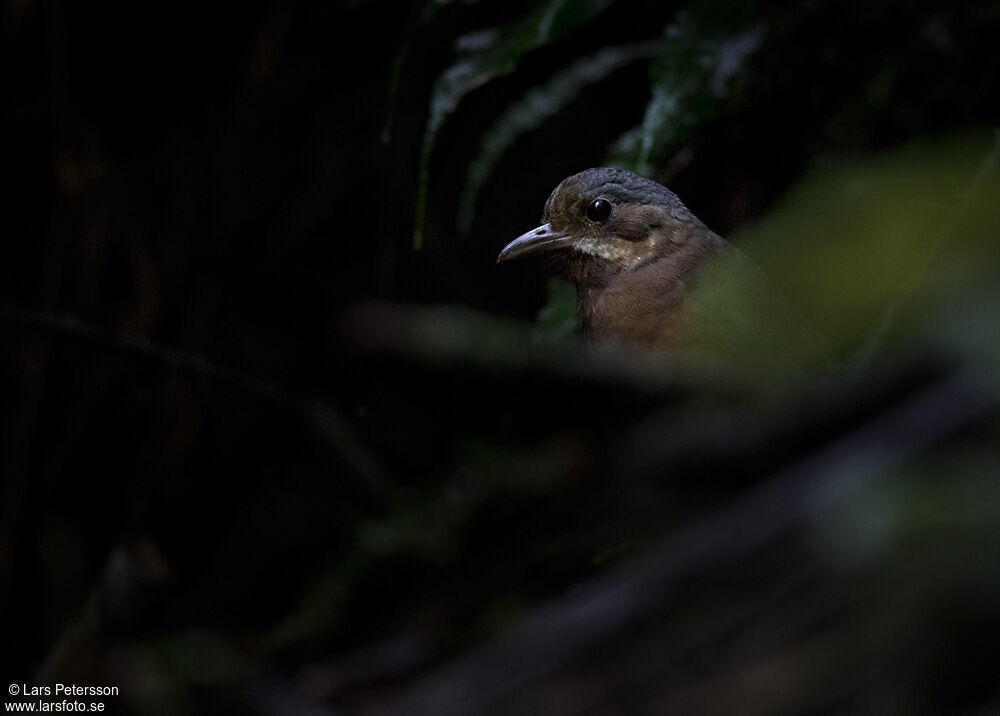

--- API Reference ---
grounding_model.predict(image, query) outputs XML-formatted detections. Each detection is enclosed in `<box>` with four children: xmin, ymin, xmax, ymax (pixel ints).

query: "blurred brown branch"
<box><xmin>366</xmin><ymin>368</ymin><xmax>994</xmax><ymax>716</ymax></box>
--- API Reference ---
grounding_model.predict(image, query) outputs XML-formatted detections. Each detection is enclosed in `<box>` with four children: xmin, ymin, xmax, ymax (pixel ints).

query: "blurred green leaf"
<box><xmin>155</xmin><ymin>631</ymin><xmax>246</xmax><ymax>686</ymax></box>
<box><xmin>265</xmin><ymin>554</ymin><xmax>364</xmax><ymax>651</ymax></box>
<box><xmin>531</xmin><ymin>277</ymin><xmax>578</xmax><ymax>347</ymax></box>
<box><xmin>457</xmin><ymin>41</ymin><xmax>659</xmax><ymax>233</ymax></box>
<box><xmin>728</xmin><ymin>132</ymin><xmax>1000</xmax><ymax>373</ymax></box>
<box><xmin>414</xmin><ymin>0</ymin><xmax>616</xmax><ymax>249</ymax></box>
<box><xmin>611</xmin><ymin>0</ymin><xmax>763</xmax><ymax>173</ymax></box>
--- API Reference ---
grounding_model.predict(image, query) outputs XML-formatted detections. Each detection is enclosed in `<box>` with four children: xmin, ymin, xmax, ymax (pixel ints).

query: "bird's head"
<box><xmin>498</xmin><ymin>167</ymin><xmax>707</xmax><ymax>285</ymax></box>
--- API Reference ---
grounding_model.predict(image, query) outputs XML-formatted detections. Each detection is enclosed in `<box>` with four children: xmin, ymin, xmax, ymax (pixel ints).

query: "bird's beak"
<box><xmin>497</xmin><ymin>223</ymin><xmax>575</xmax><ymax>262</ymax></box>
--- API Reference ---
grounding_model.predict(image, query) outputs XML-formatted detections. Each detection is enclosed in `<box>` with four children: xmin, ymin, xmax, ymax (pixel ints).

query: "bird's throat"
<box><xmin>573</xmin><ymin>235</ymin><xmax>724</xmax><ymax>349</ymax></box>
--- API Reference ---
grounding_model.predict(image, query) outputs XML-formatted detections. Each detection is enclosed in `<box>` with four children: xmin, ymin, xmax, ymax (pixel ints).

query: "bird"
<box><xmin>498</xmin><ymin>167</ymin><xmax>747</xmax><ymax>351</ymax></box>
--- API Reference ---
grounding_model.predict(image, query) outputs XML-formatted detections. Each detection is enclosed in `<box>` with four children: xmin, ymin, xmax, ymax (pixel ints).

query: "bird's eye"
<box><xmin>585</xmin><ymin>198</ymin><xmax>612</xmax><ymax>223</ymax></box>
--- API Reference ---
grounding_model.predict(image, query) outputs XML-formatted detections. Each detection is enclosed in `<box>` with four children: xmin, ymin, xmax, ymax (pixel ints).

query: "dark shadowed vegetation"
<box><xmin>3</xmin><ymin>1</ymin><xmax>1000</xmax><ymax>714</ymax></box>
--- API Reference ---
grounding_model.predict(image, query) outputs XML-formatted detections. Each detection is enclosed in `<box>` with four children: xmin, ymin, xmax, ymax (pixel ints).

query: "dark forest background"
<box><xmin>3</xmin><ymin>1</ymin><xmax>1000</xmax><ymax>714</ymax></box>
